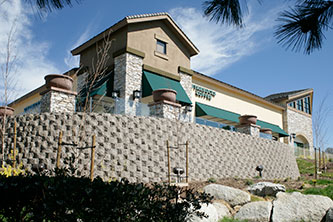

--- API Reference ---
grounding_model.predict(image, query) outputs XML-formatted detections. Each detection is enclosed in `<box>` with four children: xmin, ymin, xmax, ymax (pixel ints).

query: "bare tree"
<box><xmin>0</xmin><ymin>22</ymin><xmax>18</xmax><ymax>162</ymax></box>
<box><xmin>61</xmin><ymin>32</ymin><xmax>113</xmax><ymax>175</ymax></box>
<box><xmin>79</xmin><ymin>31</ymin><xmax>113</xmax><ymax>112</ymax></box>
<box><xmin>313</xmin><ymin>94</ymin><xmax>332</xmax><ymax>157</ymax></box>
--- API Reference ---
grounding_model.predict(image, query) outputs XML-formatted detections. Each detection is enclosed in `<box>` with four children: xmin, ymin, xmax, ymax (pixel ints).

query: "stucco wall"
<box><xmin>192</xmin><ymin>81</ymin><xmax>284</xmax><ymax>128</ymax></box>
<box><xmin>79</xmin><ymin>26</ymin><xmax>128</xmax><ymax>72</ymax></box>
<box><xmin>127</xmin><ymin>21</ymin><xmax>191</xmax><ymax>76</ymax></box>
<box><xmin>2</xmin><ymin>113</ymin><xmax>300</xmax><ymax>182</ymax></box>
<box><xmin>11</xmin><ymin>92</ymin><xmax>42</xmax><ymax>115</ymax></box>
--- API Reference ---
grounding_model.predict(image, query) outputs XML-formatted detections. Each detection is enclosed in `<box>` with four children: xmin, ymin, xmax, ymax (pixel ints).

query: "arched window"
<box><xmin>294</xmin><ymin>135</ymin><xmax>310</xmax><ymax>149</ymax></box>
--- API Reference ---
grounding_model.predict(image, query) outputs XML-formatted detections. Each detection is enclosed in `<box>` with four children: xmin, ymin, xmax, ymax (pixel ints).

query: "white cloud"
<box><xmin>64</xmin><ymin>26</ymin><xmax>93</xmax><ymax>68</ymax></box>
<box><xmin>169</xmin><ymin>6</ymin><xmax>279</xmax><ymax>75</ymax></box>
<box><xmin>0</xmin><ymin>0</ymin><xmax>59</xmax><ymax>102</ymax></box>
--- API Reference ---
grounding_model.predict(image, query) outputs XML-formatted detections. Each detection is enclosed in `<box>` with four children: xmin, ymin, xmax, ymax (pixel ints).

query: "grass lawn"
<box><xmin>294</xmin><ymin>158</ymin><xmax>333</xmax><ymax>199</ymax></box>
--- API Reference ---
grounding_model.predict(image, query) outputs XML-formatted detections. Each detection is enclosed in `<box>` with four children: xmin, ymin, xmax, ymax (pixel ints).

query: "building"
<box><xmin>9</xmin><ymin>13</ymin><xmax>313</xmax><ymax>152</ymax></box>
<box><xmin>265</xmin><ymin>89</ymin><xmax>314</xmax><ymax>150</ymax></box>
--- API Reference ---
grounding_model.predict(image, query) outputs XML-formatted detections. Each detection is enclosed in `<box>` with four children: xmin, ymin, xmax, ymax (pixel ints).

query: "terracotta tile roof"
<box><xmin>125</xmin><ymin>12</ymin><xmax>169</xmax><ymax>19</ymax></box>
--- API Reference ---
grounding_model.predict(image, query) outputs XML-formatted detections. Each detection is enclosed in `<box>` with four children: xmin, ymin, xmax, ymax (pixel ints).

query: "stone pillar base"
<box><xmin>149</xmin><ymin>100</ymin><xmax>181</xmax><ymax>121</ymax></box>
<box><xmin>40</xmin><ymin>87</ymin><xmax>77</xmax><ymax>113</ymax></box>
<box><xmin>236</xmin><ymin>124</ymin><xmax>261</xmax><ymax>138</ymax></box>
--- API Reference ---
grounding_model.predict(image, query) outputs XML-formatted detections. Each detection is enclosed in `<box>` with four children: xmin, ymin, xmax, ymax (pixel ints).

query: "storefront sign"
<box><xmin>192</xmin><ymin>84</ymin><xmax>216</xmax><ymax>100</ymax></box>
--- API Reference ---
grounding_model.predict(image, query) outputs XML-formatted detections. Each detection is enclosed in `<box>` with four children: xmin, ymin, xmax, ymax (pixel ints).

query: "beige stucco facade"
<box><xmin>128</xmin><ymin>21</ymin><xmax>191</xmax><ymax>75</ymax></box>
<box><xmin>192</xmin><ymin>76</ymin><xmax>284</xmax><ymax>128</ymax></box>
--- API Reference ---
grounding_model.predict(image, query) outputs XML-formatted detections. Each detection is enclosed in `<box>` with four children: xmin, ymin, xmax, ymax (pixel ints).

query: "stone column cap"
<box><xmin>40</xmin><ymin>86</ymin><xmax>77</xmax><ymax>96</ymax></box>
<box><xmin>148</xmin><ymin>100</ymin><xmax>181</xmax><ymax>108</ymax></box>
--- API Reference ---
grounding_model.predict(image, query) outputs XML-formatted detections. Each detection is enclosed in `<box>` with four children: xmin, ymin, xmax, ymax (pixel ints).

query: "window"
<box><xmin>297</xmin><ymin>99</ymin><xmax>303</xmax><ymax>111</ymax></box>
<box><xmin>156</xmin><ymin>39</ymin><xmax>167</xmax><ymax>54</ymax></box>
<box><xmin>289</xmin><ymin>96</ymin><xmax>311</xmax><ymax>114</ymax></box>
<box><xmin>288</xmin><ymin>101</ymin><xmax>296</xmax><ymax>108</ymax></box>
<box><xmin>304</xmin><ymin>96</ymin><xmax>310</xmax><ymax>114</ymax></box>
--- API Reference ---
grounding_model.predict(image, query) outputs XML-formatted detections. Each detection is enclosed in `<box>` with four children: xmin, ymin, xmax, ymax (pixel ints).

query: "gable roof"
<box><xmin>71</xmin><ymin>12</ymin><xmax>199</xmax><ymax>56</ymax></box>
<box><xmin>265</xmin><ymin>88</ymin><xmax>313</xmax><ymax>102</ymax></box>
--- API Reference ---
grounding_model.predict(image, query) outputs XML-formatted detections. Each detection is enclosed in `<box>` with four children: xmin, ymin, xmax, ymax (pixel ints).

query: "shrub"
<box><xmin>0</xmin><ymin>173</ymin><xmax>212</xmax><ymax>221</ymax></box>
<box><xmin>219</xmin><ymin>217</ymin><xmax>248</xmax><ymax>222</ymax></box>
<box><xmin>245</xmin><ymin>179</ymin><xmax>253</xmax><ymax>186</ymax></box>
<box><xmin>207</xmin><ymin>177</ymin><xmax>217</xmax><ymax>183</ymax></box>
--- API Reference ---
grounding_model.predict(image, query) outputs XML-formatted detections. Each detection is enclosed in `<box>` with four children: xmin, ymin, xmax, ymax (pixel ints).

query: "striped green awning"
<box><xmin>257</xmin><ymin>120</ymin><xmax>289</xmax><ymax>137</ymax></box>
<box><xmin>195</xmin><ymin>102</ymin><xmax>240</xmax><ymax>125</ymax></box>
<box><xmin>142</xmin><ymin>70</ymin><xmax>192</xmax><ymax>105</ymax></box>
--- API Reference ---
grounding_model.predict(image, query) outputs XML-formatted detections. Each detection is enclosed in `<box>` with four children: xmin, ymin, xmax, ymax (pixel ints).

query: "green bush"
<box><xmin>0</xmin><ymin>173</ymin><xmax>212</xmax><ymax>221</ymax></box>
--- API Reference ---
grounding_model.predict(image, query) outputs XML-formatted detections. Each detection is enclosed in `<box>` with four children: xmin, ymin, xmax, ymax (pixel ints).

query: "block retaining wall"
<box><xmin>1</xmin><ymin>113</ymin><xmax>300</xmax><ymax>182</ymax></box>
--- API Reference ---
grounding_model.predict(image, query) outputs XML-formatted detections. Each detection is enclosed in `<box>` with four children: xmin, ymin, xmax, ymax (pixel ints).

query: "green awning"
<box><xmin>195</xmin><ymin>102</ymin><xmax>240</xmax><ymax>124</ymax></box>
<box><xmin>257</xmin><ymin>120</ymin><xmax>289</xmax><ymax>137</ymax></box>
<box><xmin>78</xmin><ymin>71</ymin><xmax>113</xmax><ymax>98</ymax></box>
<box><xmin>142</xmin><ymin>70</ymin><xmax>192</xmax><ymax>105</ymax></box>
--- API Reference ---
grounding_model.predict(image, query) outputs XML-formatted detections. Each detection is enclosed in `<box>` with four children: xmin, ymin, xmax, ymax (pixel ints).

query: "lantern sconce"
<box><xmin>133</xmin><ymin>90</ymin><xmax>141</xmax><ymax>100</ymax></box>
<box><xmin>186</xmin><ymin>104</ymin><xmax>193</xmax><ymax>113</ymax></box>
<box><xmin>111</xmin><ymin>90</ymin><xmax>120</xmax><ymax>99</ymax></box>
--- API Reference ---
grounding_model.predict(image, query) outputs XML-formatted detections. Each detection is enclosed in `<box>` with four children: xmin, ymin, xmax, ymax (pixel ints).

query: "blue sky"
<box><xmin>1</xmin><ymin>0</ymin><xmax>332</xmax><ymax>148</ymax></box>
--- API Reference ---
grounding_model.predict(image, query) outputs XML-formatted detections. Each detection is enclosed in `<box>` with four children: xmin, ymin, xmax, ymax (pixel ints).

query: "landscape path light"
<box><xmin>256</xmin><ymin>165</ymin><xmax>263</xmax><ymax>178</ymax></box>
<box><xmin>173</xmin><ymin>167</ymin><xmax>184</xmax><ymax>183</ymax></box>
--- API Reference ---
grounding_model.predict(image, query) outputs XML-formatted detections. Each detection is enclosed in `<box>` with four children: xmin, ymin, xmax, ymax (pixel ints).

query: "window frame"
<box><xmin>156</xmin><ymin>39</ymin><xmax>167</xmax><ymax>55</ymax></box>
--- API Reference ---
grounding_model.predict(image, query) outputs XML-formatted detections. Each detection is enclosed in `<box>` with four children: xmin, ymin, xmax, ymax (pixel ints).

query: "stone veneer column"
<box><xmin>179</xmin><ymin>69</ymin><xmax>193</xmax><ymax>122</ymax></box>
<box><xmin>149</xmin><ymin>100</ymin><xmax>181</xmax><ymax>121</ymax></box>
<box><xmin>236</xmin><ymin>124</ymin><xmax>261</xmax><ymax>138</ymax></box>
<box><xmin>113</xmin><ymin>52</ymin><xmax>143</xmax><ymax>115</ymax></box>
<box><xmin>40</xmin><ymin>87</ymin><xmax>77</xmax><ymax>113</ymax></box>
<box><xmin>285</xmin><ymin>108</ymin><xmax>314</xmax><ymax>154</ymax></box>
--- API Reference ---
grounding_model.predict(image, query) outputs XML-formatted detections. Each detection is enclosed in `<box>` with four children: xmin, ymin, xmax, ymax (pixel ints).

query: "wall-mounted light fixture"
<box><xmin>186</xmin><ymin>104</ymin><xmax>193</xmax><ymax>112</ymax></box>
<box><xmin>133</xmin><ymin>90</ymin><xmax>141</xmax><ymax>100</ymax></box>
<box><xmin>111</xmin><ymin>90</ymin><xmax>120</xmax><ymax>99</ymax></box>
<box><xmin>291</xmin><ymin>133</ymin><xmax>296</xmax><ymax>139</ymax></box>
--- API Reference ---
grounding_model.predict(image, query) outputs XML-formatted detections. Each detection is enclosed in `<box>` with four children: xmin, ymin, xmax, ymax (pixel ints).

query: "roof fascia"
<box><xmin>126</xmin><ymin>15</ymin><xmax>199</xmax><ymax>56</ymax></box>
<box><xmin>71</xmin><ymin>14</ymin><xmax>199</xmax><ymax>57</ymax></box>
<box><xmin>287</xmin><ymin>89</ymin><xmax>313</xmax><ymax>101</ymax></box>
<box><xmin>71</xmin><ymin>19</ymin><xmax>128</xmax><ymax>55</ymax></box>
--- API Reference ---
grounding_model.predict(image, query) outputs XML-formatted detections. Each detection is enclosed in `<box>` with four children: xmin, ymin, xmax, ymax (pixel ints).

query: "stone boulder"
<box><xmin>247</xmin><ymin>182</ymin><xmax>285</xmax><ymax>197</ymax></box>
<box><xmin>322</xmin><ymin>207</ymin><xmax>333</xmax><ymax>222</ymax></box>
<box><xmin>186</xmin><ymin>203</ymin><xmax>218</xmax><ymax>222</ymax></box>
<box><xmin>204</xmin><ymin>184</ymin><xmax>250</xmax><ymax>207</ymax></box>
<box><xmin>234</xmin><ymin>201</ymin><xmax>272</xmax><ymax>222</ymax></box>
<box><xmin>272</xmin><ymin>192</ymin><xmax>333</xmax><ymax>222</ymax></box>
<box><xmin>212</xmin><ymin>202</ymin><xmax>231</xmax><ymax>219</ymax></box>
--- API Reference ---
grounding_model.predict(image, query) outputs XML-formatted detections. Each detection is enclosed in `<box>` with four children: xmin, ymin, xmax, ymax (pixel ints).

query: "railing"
<box><xmin>83</xmin><ymin>96</ymin><xmax>150</xmax><ymax>117</ymax></box>
<box><xmin>294</xmin><ymin>146</ymin><xmax>333</xmax><ymax>161</ymax></box>
<box><xmin>294</xmin><ymin>146</ymin><xmax>313</xmax><ymax>159</ymax></box>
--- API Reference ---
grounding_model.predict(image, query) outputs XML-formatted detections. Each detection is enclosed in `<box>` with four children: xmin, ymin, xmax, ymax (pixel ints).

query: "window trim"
<box><xmin>288</xmin><ymin>96</ymin><xmax>311</xmax><ymax>115</ymax></box>
<box><xmin>154</xmin><ymin>34</ymin><xmax>169</xmax><ymax>60</ymax></box>
<box><xmin>156</xmin><ymin>39</ymin><xmax>167</xmax><ymax>54</ymax></box>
